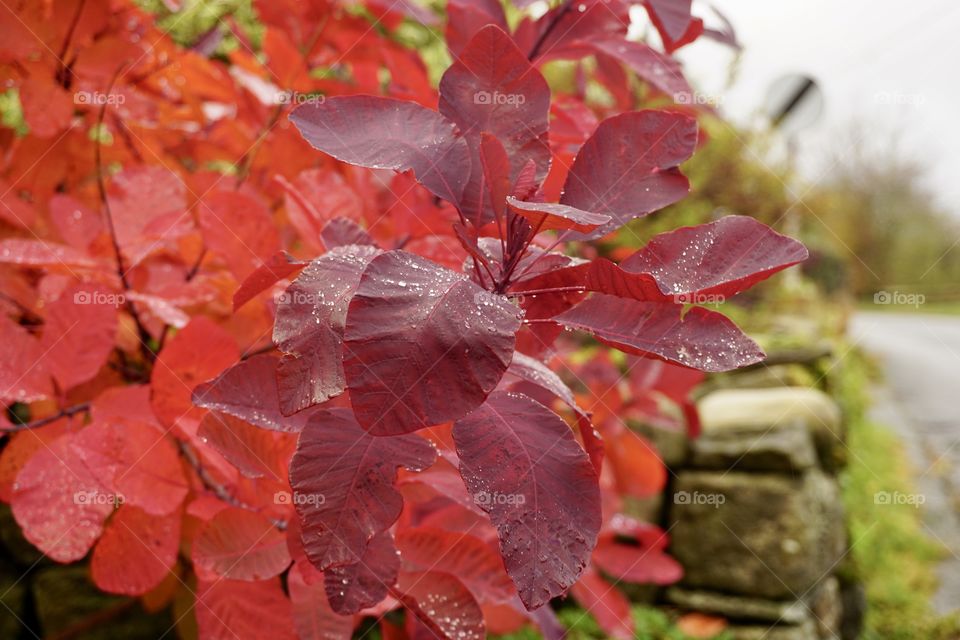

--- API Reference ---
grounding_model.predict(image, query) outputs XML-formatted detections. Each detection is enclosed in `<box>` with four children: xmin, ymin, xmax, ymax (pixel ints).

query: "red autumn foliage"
<box><xmin>0</xmin><ymin>0</ymin><xmax>797</xmax><ymax>638</ymax></box>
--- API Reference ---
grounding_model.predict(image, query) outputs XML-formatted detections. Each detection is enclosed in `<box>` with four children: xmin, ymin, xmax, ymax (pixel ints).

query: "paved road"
<box><xmin>849</xmin><ymin>312</ymin><xmax>960</xmax><ymax>614</ymax></box>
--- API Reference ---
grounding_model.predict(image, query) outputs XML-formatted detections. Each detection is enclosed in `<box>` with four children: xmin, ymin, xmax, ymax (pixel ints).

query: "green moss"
<box><xmin>493</xmin><ymin>605</ymin><xmax>734</xmax><ymax>640</ymax></box>
<box><xmin>837</xmin><ymin>348</ymin><xmax>960</xmax><ymax>639</ymax></box>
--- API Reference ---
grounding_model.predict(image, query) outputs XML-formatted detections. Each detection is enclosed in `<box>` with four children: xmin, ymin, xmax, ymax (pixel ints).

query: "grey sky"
<box><xmin>672</xmin><ymin>0</ymin><xmax>960</xmax><ymax>217</ymax></box>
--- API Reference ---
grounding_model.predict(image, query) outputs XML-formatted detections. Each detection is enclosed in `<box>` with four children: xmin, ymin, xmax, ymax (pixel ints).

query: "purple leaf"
<box><xmin>561</xmin><ymin>110</ymin><xmax>698</xmax><ymax>239</ymax></box>
<box><xmin>590</xmin><ymin>39</ymin><xmax>693</xmax><ymax>100</ymax></box>
<box><xmin>343</xmin><ymin>250</ymin><xmax>522</xmax><ymax>435</ymax></box>
<box><xmin>453</xmin><ymin>391</ymin><xmax>601</xmax><ymax>610</ymax></box>
<box><xmin>439</xmin><ymin>25</ymin><xmax>552</xmax><ymax>223</ymax></box>
<box><xmin>273</xmin><ymin>245</ymin><xmax>382</xmax><ymax>416</ymax></box>
<box><xmin>321</xmin><ymin>217</ymin><xmax>375</xmax><ymax>250</ymax></box>
<box><xmin>644</xmin><ymin>0</ymin><xmax>693</xmax><ymax>42</ymax></box>
<box><xmin>585</xmin><ymin>258</ymin><xmax>665</xmax><ymax>301</ymax></box>
<box><xmin>289</xmin><ymin>408</ymin><xmax>435</xmax><ymax>570</ymax></box>
<box><xmin>290</xmin><ymin>96</ymin><xmax>470</xmax><ymax>204</ymax></box>
<box><xmin>324</xmin><ymin>531</ymin><xmax>400</xmax><ymax>615</ymax></box>
<box><xmin>555</xmin><ymin>294</ymin><xmax>764</xmax><ymax>372</ymax></box>
<box><xmin>619</xmin><ymin>215</ymin><xmax>809</xmax><ymax>300</ymax></box>
<box><xmin>506</xmin><ymin>196</ymin><xmax>611</xmax><ymax>233</ymax></box>
<box><xmin>192</xmin><ymin>353</ymin><xmax>313</xmax><ymax>432</ymax></box>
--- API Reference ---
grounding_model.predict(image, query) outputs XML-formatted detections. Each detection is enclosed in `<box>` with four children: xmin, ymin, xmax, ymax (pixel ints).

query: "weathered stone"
<box><xmin>690</xmin><ymin>422</ymin><xmax>818</xmax><ymax>472</ymax></box>
<box><xmin>809</xmin><ymin>577</ymin><xmax>842</xmax><ymax>639</ymax></box>
<box><xmin>697</xmin><ymin>387</ymin><xmax>845</xmax><ymax>471</ymax></box>
<box><xmin>706</xmin><ymin>364</ymin><xmax>817</xmax><ymax>391</ymax></box>
<box><xmin>668</xmin><ymin>469</ymin><xmax>845</xmax><ymax>599</ymax></box>
<box><xmin>729</xmin><ymin>620</ymin><xmax>819</xmax><ymax>640</ymax></box>
<box><xmin>666</xmin><ymin>587</ymin><xmax>809</xmax><ymax>623</ymax></box>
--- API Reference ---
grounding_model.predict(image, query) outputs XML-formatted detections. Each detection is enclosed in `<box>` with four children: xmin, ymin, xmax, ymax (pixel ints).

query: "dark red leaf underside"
<box><xmin>289</xmin><ymin>95</ymin><xmax>470</xmax><ymax>204</ymax></box>
<box><xmin>324</xmin><ymin>531</ymin><xmax>400</xmax><ymax>614</ymax></box>
<box><xmin>192</xmin><ymin>353</ymin><xmax>313</xmax><ymax>432</ymax></box>
<box><xmin>555</xmin><ymin>294</ymin><xmax>764</xmax><ymax>372</ymax></box>
<box><xmin>619</xmin><ymin>215</ymin><xmax>809</xmax><ymax>299</ymax></box>
<box><xmin>343</xmin><ymin>250</ymin><xmax>522</xmax><ymax>435</ymax></box>
<box><xmin>289</xmin><ymin>408</ymin><xmax>435</xmax><ymax>569</ymax></box>
<box><xmin>560</xmin><ymin>110</ymin><xmax>698</xmax><ymax>240</ymax></box>
<box><xmin>453</xmin><ymin>391</ymin><xmax>601</xmax><ymax>610</ymax></box>
<box><xmin>273</xmin><ymin>245</ymin><xmax>382</xmax><ymax>416</ymax></box>
<box><xmin>438</xmin><ymin>25</ymin><xmax>552</xmax><ymax>223</ymax></box>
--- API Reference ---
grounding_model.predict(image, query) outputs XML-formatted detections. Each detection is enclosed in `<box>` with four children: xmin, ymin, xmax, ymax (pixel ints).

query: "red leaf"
<box><xmin>592</xmin><ymin>537</ymin><xmax>683</xmax><ymax>585</ymax></box>
<box><xmin>590</xmin><ymin>39</ymin><xmax>693</xmax><ymax>99</ymax></box>
<box><xmin>398</xmin><ymin>527</ymin><xmax>516</xmax><ymax>604</ymax></box>
<box><xmin>73</xmin><ymin>420</ymin><xmax>189</xmax><ymax>516</ymax></box>
<box><xmin>619</xmin><ymin>215</ymin><xmax>808</xmax><ymax>300</ymax></box>
<box><xmin>606</xmin><ymin>428</ymin><xmax>666</xmax><ymax>498</ymax></box>
<box><xmin>289</xmin><ymin>408</ymin><xmax>435</xmax><ymax>569</ymax></box>
<box><xmin>325</xmin><ymin>531</ymin><xmax>400</xmax><ymax>614</ymax></box>
<box><xmin>11</xmin><ymin>433</ymin><xmax>114</xmax><ymax>562</ymax></box>
<box><xmin>91</xmin><ymin>505</ymin><xmax>180</xmax><ymax>595</ymax></box>
<box><xmin>453</xmin><ymin>391</ymin><xmax>601</xmax><ymax>609</ymax></box>
<box><xmin>506</xmin><ymin>197</ymin><xmax>611</xmax><ymax>233</ymax></box>
<box><xmin>644</xmin><ymin>0</ymin><xmax>693</xmax><ymax>44</ymax></box>
<box><xmin>0</xmin><ymin>314</ymin><xmax>52</xmax><ymax>403</ymax></box>
<box><xmin>193</xmin><ymin>353</ymin><xmax>313</xmax><ymax>432</ymax></box>
<box><xmin>343</xmin><ymin>250</ymin><xmax>522</xmax><ymax>435</ymax></box>
<box><xmin>233</xmin><ymin>250</ymin><xmax>306</xmax><ymax>311</ymax></box>
<box><xmin>151</xmin><ymin>317</ymin><xmax>239</xmax><ymax>428</ymax></box>
<box><xmin>198</xmin><ymin>411</ymin><xmax>294</xmax><ymax>480</ymax></box>
<box><xmin>396</xmin><ymin>571</ymin><xmax>485</xmax><ymax>640</ymax></box>
<box><xmin>321</xmin><ymin>217</ymin><xmax>375</xmax><ymax>250</ymax></box>
<box><xmin>196</xmin><ymin>578</ymin><xmax>296</xmax><ymax>640</ymax></box>
<box><xmin>438</xmin><ymin>25</ymin><xmax>551</xmax><ymax>222</ymax></box>
<box><xmin>273</xmin><ymin>245</ymin><xmax>382</xmax><ymax>416</ymax></box>
<box><xmin>199</xmin><ymin>190</ymin><xmax>280</xmax><ymax>280</ymax></box>
<box><xmin>0</xmin><ymin>180</ymin><xmax>37</xmax><ymax>228</ymax></box>
<box><xmin>0</xmin><ymin>238</ymin><xmax>100</xmax><ymax>268</ymax></box>
<box><xmin>40</xmin><ymin>283</ymin><xmax>117</xmax><ymax>391</ymax></box>
<box><xmin>19</xmin><ymin>78</ymin><xmax>73</xmax><ymax>138</ymax></box>
<box><xmin>193</xmin><ymin>508</ymin><xmax>291</xmax><ymax>581</ymax></box>
<box><xmin>560</xmin><ymin>110</ymin><xmax>697</xmax><ymax>239</ymax></box>
<box><xmin>290</xmin><ymin>96</ymin><xmax>470</xmax><ymax>204</ymax></box>
<box><xmin>504</xmin><ymin>352</ymin><xmax>603</xmax><ymax>473</ymax></box>
<box><xmin>585</xmin><ymin>258</ymin><xmax>664</xmax><ymax>301</ymax></box>
<box><xmin>570</xmin><ymin>569</ymin><xmax>634</xmax><ymax>640</ymax></box>
<box><xmin>555</xmin><ymin>294</ymin><xmax>764</xmax><ymax>372</ymax></box>
<box><xmin>107</xmin><ymin>166</ymin><xmax>189</xmax><ymax>265</ymax></box>
<box><xmin>479</xmin><ymin>133</ymin><xmax>512</xmax><ymax>223</ymax></box>
<box><xmin>288</xmin><ymin>561</ymin><xmax>354</xmax><ymax>640</ymax></box>
<box><xmin>49</xmin><ymin>194</ymin><xmax>102</xmax><ymax>249</ymax></box>
<box><xmin>446</xmin><ymin>0</ymin><xmax>507</xmax><ymax>57</ymax></box>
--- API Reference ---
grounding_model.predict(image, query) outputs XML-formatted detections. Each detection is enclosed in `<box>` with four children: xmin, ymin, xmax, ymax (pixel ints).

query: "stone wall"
<box><xmin>664</xmin><ymin>386</ymin><xmax>863</xmax><ymax>640</ymax></box>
